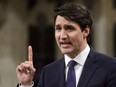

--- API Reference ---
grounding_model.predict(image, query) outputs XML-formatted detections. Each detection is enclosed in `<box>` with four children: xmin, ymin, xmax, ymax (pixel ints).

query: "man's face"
<box><xmin>55</xmin><ymin>15</ymin><xmax>90</xmax><ymax>58</ymax></box>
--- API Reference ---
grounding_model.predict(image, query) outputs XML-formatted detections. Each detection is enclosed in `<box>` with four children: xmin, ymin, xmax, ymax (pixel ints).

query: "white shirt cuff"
<box><xmin>19</xmin><ymin>82</ymin><xmax>34</xmax><ymax>87</ymax></box>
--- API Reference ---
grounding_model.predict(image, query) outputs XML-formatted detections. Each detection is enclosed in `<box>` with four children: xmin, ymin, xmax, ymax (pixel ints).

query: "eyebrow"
<box><xmin>55</xmin><ymin>23</ymin><xmax>73</xmax><ymax>26</ymax></box>
<box><xmin>64</xmin><ymin>24</ymin><xmax>73</xmax><ymax>27</ymax></box>
<box><xmin>55</xmin><ymin>24</ymin><xmax>75</xmax><ymax>31</ymax></box>
<box><xmin>55</xmin><ymin>24</ymin><xmax>61</xmax><ymax>28</ymax></box>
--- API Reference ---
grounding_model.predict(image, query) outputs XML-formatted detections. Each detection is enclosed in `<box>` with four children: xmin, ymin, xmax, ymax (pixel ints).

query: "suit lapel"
<box><xmin>55</xmin><ymin>58</ymin><xmax>66</xmax><ymax>87</ymax></box>
<box><xmin>77</xmin><ymin>49</ymin><xmax>98</xmax><ymax>87</ymax></box>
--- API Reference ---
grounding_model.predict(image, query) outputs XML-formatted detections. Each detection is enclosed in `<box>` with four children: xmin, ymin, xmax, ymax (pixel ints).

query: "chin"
<box><xmin>61</xmin><ymin>49</ymin><xmax>73</xmax><ymax>54</ymax></box>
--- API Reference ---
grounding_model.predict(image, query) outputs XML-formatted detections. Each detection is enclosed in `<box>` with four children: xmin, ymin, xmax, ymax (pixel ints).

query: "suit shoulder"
<box><xmin>95</xmin><ymin>52</ymin><xmax>116</xmax><ymax>63</ymax></box>
<box><xmin>43</xmin><ymin>58</ymin><xmax>65</xmax><ymax>70</ymax></box>
<box><xmin>89</xmin><ymin>49</ymin><xmax>116</xmax><ymax>69</ymax></box>
<box><xmin>93</xmin><ymin>51</ymin><xmax>116</xmax><ymax>71</ymax></box>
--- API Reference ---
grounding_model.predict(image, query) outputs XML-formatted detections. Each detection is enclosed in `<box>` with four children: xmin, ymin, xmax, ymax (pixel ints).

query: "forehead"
<box><xmin>55</xmin><ymin>15</ymin><xmax>79</xmax><ymax>27</ymax></box>
<box><xmin>55</xmin><ymin>16</ymin><xmax>70</xmax><ymax>24</ymax></box>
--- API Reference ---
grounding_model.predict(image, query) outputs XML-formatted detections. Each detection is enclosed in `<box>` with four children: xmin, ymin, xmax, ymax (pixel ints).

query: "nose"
<box><xmin>60</xmin><ymin>30</ymin><xmax>67</xmax><ymax>40</ymax></box>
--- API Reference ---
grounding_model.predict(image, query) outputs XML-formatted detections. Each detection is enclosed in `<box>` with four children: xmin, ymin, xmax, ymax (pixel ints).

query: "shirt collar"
<box><xmin>64</xmin><ymin>44</ymin><xmax>90</xmax><ymax>67</ymax></box>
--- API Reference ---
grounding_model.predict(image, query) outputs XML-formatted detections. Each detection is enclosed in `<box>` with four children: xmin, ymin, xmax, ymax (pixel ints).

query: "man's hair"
<box><xmin>54</xmin><ymin>2</ymin><xmax>93</xmax><ymax>42</ymax></box>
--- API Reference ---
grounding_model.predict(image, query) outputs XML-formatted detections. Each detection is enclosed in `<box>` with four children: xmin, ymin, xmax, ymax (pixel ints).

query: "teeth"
<box><xmin>61</xmin><ymin>43</ymin><xmax>66</xmax><ymax>44</ymax></box>
<box><xmin>60</xmin><ymin>41</ymin><xmax>70</xmax><ymax>45</ymax></box>
<box><xmin>61</xmin><ymin>43</ymin><xmax>69</xmax><ymax>45</ymax></box>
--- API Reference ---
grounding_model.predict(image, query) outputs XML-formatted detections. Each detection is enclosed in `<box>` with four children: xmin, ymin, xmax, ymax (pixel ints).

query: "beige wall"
<box><xmin>92</xmin><ymin>0</ymin><xmax>116</xmax><ymax>56</ymax></box>
<box><xmin>0</xmin><ymin>0</ymin><xmax>28</xmax><ymax>87</ymax></box>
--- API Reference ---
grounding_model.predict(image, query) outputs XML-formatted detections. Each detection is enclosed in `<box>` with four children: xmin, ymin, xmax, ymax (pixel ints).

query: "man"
<box><xmin>16</xmin><ymin>3</ymin><xmax>116</xmax><ymax>87</ymax></box>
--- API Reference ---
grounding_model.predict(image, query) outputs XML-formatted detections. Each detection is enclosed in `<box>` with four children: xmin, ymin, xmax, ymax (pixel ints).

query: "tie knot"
<box><xmin>68</xmin><ymin>60</ymin><xmax>77</xmax><ymax>69</ymax></box>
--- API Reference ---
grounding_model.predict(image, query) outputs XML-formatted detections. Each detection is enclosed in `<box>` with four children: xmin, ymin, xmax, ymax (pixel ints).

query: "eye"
<box><xmin>65</xmin><ymin>25</ymin><xmax>75</xmax><ymax>31</ymax></box>
<box><xmin>55</xmin><ymin>26</ymin><xmax>61</xmax><ymax>31</ymax></box>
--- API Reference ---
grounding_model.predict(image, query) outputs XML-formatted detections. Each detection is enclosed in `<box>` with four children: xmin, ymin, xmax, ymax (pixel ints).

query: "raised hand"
<box><xmin>16</xmin><ymin>46</ymin><xmax>36</xmax><ymax>86</ymax></box>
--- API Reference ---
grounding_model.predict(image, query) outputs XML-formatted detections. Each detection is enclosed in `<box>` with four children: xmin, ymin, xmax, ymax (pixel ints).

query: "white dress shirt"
<box><xmin>65</xmin><ymin>44</ymin><xmax>90</xmax><ymax>87</ymax></box>
<box><xmin>19</xmin><ymin>82</ymin><xmax>34</xmax><ymax>87</ymax></box>
<box><xmin>20</xmin><ymin>45</ymin><xmax>90</xmax><ymax>87</ymax></box>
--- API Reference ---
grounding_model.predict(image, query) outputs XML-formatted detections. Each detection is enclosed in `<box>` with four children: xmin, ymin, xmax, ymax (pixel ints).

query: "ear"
<box><xmin>83</xmin><ymin>27</ymin><xmax>90</xmax><ymax>38</ymax></box>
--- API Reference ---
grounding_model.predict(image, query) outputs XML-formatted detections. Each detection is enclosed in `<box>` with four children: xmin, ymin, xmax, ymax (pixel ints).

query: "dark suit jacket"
<box><xmin>37</xmin><ymin>49</ymin><xmax>116</xmax><ymax>87</ymax></box>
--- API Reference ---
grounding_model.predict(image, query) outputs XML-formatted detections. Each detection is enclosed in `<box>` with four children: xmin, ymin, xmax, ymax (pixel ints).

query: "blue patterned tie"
<box><xmin>66</xmin><ymin>60</ymin><xmax>77</xmax><ymax>87</ymax></box>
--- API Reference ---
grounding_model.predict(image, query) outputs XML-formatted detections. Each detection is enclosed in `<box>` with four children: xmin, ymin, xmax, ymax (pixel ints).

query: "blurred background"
<box><xmin>0</xmin><ymin>0</ymin><xmax>116</xmax><ymax>87</ymax></box>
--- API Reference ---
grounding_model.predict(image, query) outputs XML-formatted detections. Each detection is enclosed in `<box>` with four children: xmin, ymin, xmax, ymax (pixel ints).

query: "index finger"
<box><xmin>28</xmin><ymin>45</ymin><xmax>33</xmax><ymax>63</ymax></box>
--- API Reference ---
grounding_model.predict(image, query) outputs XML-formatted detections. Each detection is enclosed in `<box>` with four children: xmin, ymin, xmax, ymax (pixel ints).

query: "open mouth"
<box><xmin>60</xmin><ymin>42</ymin><xmax>71</xmax><ymax>48</ymax></box>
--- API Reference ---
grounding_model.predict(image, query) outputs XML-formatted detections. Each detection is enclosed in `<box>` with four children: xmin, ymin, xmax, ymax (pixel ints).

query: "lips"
<box><xmin>60</xmin><ymin>42</ymin><xmax>71</xmax><ymax>48</ymax></box>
